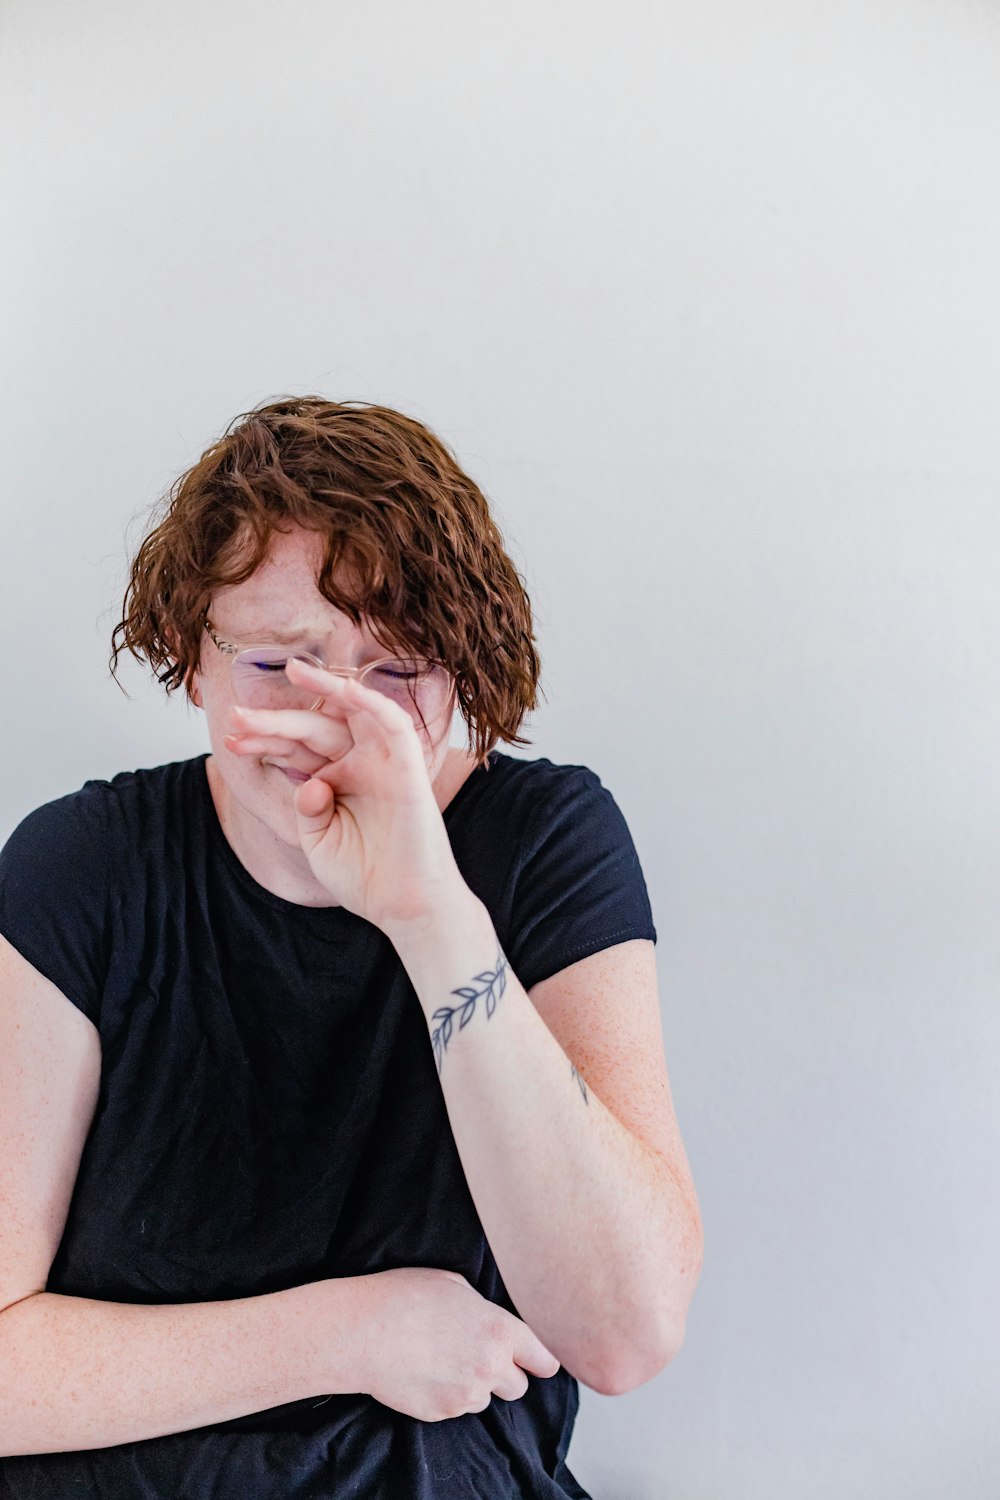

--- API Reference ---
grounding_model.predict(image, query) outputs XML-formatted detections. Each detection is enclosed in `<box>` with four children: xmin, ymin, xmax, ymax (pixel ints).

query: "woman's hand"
<box><xmin>223</xmin><ymin>656</ymin><xmax>467</xmax><ymax>933</ymax></box>
<box><xmin>341</xmin><ymin>1267</ymin><xmax>561</xmax><ymax>1422</ymax></box>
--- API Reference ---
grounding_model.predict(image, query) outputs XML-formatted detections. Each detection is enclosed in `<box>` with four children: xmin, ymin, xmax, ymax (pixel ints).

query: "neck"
<box><xmin>205</xmin><ymin>756</ymin><xmax>344</xmax><ymax>907</ymax></box>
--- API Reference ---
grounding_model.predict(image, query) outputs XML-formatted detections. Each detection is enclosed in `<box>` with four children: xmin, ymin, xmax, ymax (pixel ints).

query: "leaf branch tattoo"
<box><xmin>430</xmin><ymin>946</ymin><xmax>508</xmax><ymax>1075</ymax></box>
<box><xmin>571</xmin><ymin>1063</ymin><xmax>589</xmax><ymax>1104</ymax></box>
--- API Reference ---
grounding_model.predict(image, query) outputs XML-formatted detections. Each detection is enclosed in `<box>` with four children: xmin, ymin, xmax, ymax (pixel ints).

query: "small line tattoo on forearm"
<box><xmin>571</xmin><ymin>1063</ymin><xmax>590</xmax><ymax>1104</ymax></box>
<box><xmin>430</xmin><ymin>946</ymin><xmax>509</xmax><ymax>1075</ymax></box>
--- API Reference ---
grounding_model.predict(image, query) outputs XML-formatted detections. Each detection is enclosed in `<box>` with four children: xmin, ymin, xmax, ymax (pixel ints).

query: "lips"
<box><xmin>265</xmin><ymin>762</ymin><xmax>312</xmax><ymax>783</ymax></box>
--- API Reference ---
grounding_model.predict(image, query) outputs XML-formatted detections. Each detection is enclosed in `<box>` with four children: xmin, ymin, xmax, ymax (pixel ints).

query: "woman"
<box><xmin>0</xmin><ymin>397</ymin><xmax>702</xmax><ymax>1497</ymax></box>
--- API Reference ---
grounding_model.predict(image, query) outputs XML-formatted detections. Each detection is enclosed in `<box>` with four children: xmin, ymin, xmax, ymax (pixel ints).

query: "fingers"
<box><xmin>285</xmin><ymin>660</ymin><xmax>417</xmax><ymax>748</ymax></box>
<box><xmin>492</xmin><ymin>1368</ymin><xmax>532</xmax><ymax>1403</ymax></box>
<box><xmin>512</xmin><ymin>1323</ymin><xmax>561</xmax><ymax>1379</ymax></box>
<box><xmin>293</xmin><ymin>777</ymin><xmax>336</xmax><ymax>856</ymax></box>
<box><xmin>230</xmin><ymin>669</ymin><xmax>424</xmax><ymax>771</ymax></box>
<box><xmin>228</xmin><ymin>701</ymin><xmax>356</xmax><ymax>758</ymax></box>
<box><xmin>223</xmin><ymin>730</ymin><xmax>321</xmax><ymax>759</ymax></box>
<box><xmin>296</xmin><ymin>778</ymin><xmax>333</xmax><ymax>820</ymax></box>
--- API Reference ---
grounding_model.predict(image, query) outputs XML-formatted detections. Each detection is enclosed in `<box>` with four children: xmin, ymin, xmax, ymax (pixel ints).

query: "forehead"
<box><xmin>211</xmin><ymin>528</ymin><xmax>364</xmax><ymax>629</ymax></box>
<box><xmin>222</xmin><ymin>526</ymin><xmax>326</xmax><ymax>593</ymax></box>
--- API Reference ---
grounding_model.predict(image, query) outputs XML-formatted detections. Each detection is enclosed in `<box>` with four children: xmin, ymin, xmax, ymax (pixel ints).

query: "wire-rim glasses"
<box><xmin>203</xmin><ymin>619</ymin><xmax>454</xmax><ymax>728</ymax></box>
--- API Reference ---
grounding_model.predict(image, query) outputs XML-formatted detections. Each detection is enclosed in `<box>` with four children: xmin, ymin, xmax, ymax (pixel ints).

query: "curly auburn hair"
<box><xmin>110</xmin><ymin>396</ymin><xmax>543</xmax><ymax>766</ymax></box>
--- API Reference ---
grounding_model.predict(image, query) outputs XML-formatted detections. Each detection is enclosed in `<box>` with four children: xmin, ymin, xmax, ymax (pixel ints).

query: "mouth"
<box><xmin>266</xmin><ymin>763</ymin><xmax>312</xmax><ymax>784</ymax></box>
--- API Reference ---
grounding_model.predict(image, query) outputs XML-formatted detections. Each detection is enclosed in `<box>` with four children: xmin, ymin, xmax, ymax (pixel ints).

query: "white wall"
<box><xmin>3</xmin><ymin>3</ymin><xmax>999</xmax><ymax>1495</ymax></box>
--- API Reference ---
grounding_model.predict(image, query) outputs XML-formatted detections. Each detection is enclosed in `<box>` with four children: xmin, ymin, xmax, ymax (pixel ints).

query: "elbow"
<box><xmin>593</xmin><ymin>1315</ymin><xmax>689</xmax><ymax>1396</ymax></box>
<box><xmin>593</xmin><ymin>1231</ymin><xmax>704</xmax><ymax>1396</ymax></box>
<box><xmin>553</xmin><ymin>1328</ymin><xmax>675</xmax><ymax>1397</ymax></box>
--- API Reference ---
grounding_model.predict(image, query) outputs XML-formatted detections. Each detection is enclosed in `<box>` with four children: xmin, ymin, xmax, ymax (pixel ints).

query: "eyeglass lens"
<box><xmin>231</xmin><ymin>648</ymin><xmax>451</xmax><ymax>723</ymax></box>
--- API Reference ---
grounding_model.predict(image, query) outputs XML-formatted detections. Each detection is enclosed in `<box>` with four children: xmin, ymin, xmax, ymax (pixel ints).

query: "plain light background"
<box><xmin>2</xmin><ymin>3</ymin><xmax>998</xmax><ymax>1497</ymax></box>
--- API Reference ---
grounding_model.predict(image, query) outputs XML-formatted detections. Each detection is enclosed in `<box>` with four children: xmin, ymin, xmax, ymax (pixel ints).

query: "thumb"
<box><xmin>294</xmin><ymin>776</ymin><xmax>334</xmax><ymax>853</ymax></box>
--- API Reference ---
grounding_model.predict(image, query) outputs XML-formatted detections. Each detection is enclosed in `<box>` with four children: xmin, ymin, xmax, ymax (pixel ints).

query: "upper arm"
<box><xmin>528</xmin><ymin>938</ymin><xmax>701</xmax><ymax>1230</ymax></box>
<box><xmin>0</xmin><ymin>933</ymin><xmax>101</xmax><ymax>1316</ymax></box>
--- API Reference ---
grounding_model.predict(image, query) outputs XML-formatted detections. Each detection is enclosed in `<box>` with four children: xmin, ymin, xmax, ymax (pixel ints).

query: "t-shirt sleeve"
<box><xmin>505</xmin><ymin>764</ymin><xmax>657</xmax><ymax>992</ymax></box>
<box><xmin>0</xmin><ymin>787</ymin><xmax>112</xmax><ymax>1026</ymax></box>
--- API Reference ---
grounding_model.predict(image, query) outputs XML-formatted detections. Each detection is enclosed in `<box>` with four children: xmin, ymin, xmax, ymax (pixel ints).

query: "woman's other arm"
<box><xmin>386</xmin><ymin>899</ymin><xmax>704</xmax><ymax>1397</ymax></box>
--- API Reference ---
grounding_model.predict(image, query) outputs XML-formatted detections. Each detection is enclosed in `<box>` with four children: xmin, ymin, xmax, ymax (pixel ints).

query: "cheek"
<box><xmin>201</xmin><ymin>686</ymin><xmax>245</xmax><ymax>753</ymax></box>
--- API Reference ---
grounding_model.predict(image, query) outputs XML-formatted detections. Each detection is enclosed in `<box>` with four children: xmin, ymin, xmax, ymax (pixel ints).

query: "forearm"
<box><xmin>387</xmin><ymin>891</ymin><xmax>699</xmax><ymax>1395</ymax></box>
<box><xmin>0</xmin><ymin>1279</ymin><xmax>362</xmax><ymax>1457</ymax></box>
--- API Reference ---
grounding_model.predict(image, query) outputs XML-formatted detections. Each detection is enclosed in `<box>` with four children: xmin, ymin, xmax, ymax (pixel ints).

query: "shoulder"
<box><xmin>91</xmin><ymin>754</ymin><xmax>208</xmax><ymax>813</ymax></box>
<box><xmin>1</xmin><ymin>778</ymin><xmax>111</xmax><ymax>873</ymax></box>
<box><xmin>485</xmin><ymin>752</ymin><xmax>621</xmax><ymax>848</ymax></box>
<box><xmin>451</xmin><ymin>749</ymin><xmax>632</xmax><ymax>858</ymax></box>
<box><xmin>1</xmin><ymin>756</ymin><xmax>208</xmax><ymax>865</ymax></box>
<box><xmin>0</xmin><ymin>757</ymin><xmax>211</xmax><ymax>1024</ymax></box>
<box><xmin>475</xmin><ymin>750</ymin><xmax>605</xmax><ymax>814</ymax></box>
<box><xmin>494</xmin><ymin>752</ymin><xmax>656</xmax><ymax>990</ymax></box>
<box><xmin>475</xmin><ymin>752</ymin><xmax>645</xmax><ymax>897</ymax></box>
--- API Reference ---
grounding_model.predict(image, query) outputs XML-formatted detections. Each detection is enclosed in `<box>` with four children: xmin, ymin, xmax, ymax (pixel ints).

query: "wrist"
<box><xmin>278</xmin><ymin>1276</ymin><xmax>377</xmax><ymax>1402</ymax></box>
<box><xmin>382</xmin><ymin>881</ymin><xmax>485</xmax><ymax>959</ymax></box>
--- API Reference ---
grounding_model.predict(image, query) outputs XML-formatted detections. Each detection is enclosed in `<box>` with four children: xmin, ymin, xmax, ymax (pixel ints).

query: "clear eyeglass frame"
<box><xmin>202</xmin><ymin>618</ymin><xmax>454</xmax><ymax>724</ymax></box>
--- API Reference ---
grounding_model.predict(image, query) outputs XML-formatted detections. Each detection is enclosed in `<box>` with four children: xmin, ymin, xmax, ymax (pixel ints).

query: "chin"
<box><xmin>239</xmin><ymin>763</ymin><xmax>307</xmax><ymax>842</ymax></box>
<box><xmin>269</xmin><ymin>801</ymin><xmax>308</xmax><ymax>848</ymax></box>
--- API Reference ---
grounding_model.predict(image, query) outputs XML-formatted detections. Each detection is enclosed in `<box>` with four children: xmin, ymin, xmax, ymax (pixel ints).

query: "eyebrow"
<box><xmin>224</xmin><ymin>624</ymin><xmax>325</xmax><ymax>645</ymax></box>
<box><xmin>226</xmin><ymin>623</ymin><xmax>395</xmax><ymax>657</ymax></box>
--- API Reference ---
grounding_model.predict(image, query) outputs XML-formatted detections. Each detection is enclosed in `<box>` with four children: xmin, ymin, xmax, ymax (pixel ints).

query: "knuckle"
<box><xmin>463</xmin><ymin>1379</ymin><xmax>491</xmax><ymax>1411</ymax></box>
<box><xmin>500</xmin><ymin>1376</ymin><xmax>529</xmax><ymax>1404</ymax></box>
<box><xmin>485</xmin><ymin>1317</ymin><xmax>511</xmax><ymax>1348</ymax></box>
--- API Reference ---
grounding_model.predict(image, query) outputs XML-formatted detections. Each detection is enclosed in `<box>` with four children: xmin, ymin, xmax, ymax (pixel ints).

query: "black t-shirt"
<box><xmin>0</xmin><ymin>749</ymin><xmax>657</xmax><ymax>1499</ymax></box>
